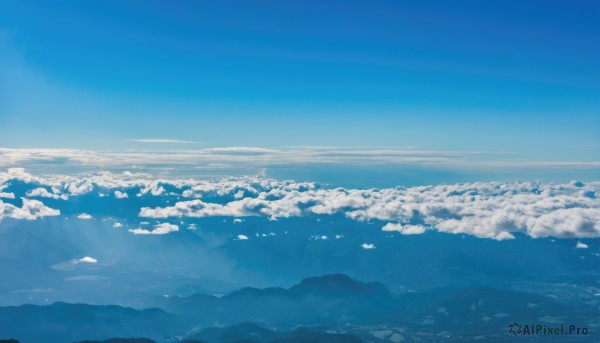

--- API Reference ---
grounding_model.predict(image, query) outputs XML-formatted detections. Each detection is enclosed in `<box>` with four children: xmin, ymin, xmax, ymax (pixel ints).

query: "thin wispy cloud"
<box><xmin>1</xmin><ymin>147</ymin><xmax>596</xmax><ymax>172</ymax></box>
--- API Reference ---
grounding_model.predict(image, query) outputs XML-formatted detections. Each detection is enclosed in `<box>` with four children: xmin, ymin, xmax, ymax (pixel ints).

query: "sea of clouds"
<box><xmin>0</xmin><ymin>168</ymin><xmax>598</xmax><ymax>240</ymax></box>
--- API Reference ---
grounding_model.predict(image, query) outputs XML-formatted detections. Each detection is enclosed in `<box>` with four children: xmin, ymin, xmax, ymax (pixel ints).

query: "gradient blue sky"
<box><xmin>0</xmin><ymin>1</ymin><xmax>599</xmax><ymax>163</ymax></box>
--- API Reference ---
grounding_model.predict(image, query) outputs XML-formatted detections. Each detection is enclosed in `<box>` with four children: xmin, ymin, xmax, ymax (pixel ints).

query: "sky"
<box><xmin>0</xmin><ymin>0</ymin><xmax>599</xmax><ymax>182</ymax></box>
<box><xmin>0</xmin><ymin>2</ymin><xmax>600</xmax><ymax>321</ymax></box>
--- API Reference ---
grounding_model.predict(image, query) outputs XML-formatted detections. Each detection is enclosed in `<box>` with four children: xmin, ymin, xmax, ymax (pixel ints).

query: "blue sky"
<box><xmin>0</xmin><ymin>1</ymin><xmax>599</xmax><ymax>177</ymax></box>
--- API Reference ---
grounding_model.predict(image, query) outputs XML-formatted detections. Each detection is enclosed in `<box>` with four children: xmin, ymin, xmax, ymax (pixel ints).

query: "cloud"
<box><xmin>0</xmin><ymin>192</ymin><xmax>14</xmax><ymax>199</ymax></box>
<box><xmin>361</xmin><ymin>243</ymin><xmax>376</xmax><ymax>249</ymax></box>
<box><xmin>113</xmin><ymin>222</ymin><xmax>123</xmax><ymax>228</ymax></box>
<box><xmin>139</xmin><ymin>179</ymin><xmax>600</xmax><ymax>240</ymax></box>
<box><xmin>0</xmin><ymin>198</ymin><xmax>60</xmax><ymax>220</ymax></box>
<box><xmin>576</xmin><ymin>241</ymin><xmax>588</xmax><ymax>249</ymax></box>
<box><xmin>128</xmin><ymin>222</ymin><xmax>179</xmax><ymax>235</ymax></box>
<box><xmin>26</xmin><ymin>187</ymin><xmax>68</xmax><ymax>200</ymax></box>
<box><xmin>114</xmin><ymin>191</ymin><xmax>128</xmax><ymax>199</ymax></box>
<box><xmin>77</xmin><ymin>213</ymin><xmax>93</xmax><ymax>220</ymax></box>
<box><xmin>203</xmin><ymin>147</ymin><xmax>278</xmax><ymax>155</ymax></box>
<box><xmin>236</xmin><ymin>234</ymin><xmax>249</xmax><ymax>240</ymax></box>
<box><xmin>78</xmin><ymin>256</ymin><xmax>98</xmax><ymax>263</ymax></box>
<box><xmin>1</xmin><ymin>169</ymin><xmax>600</xmax><ymax>240</ymax></box>
<box><xmin>2</xmin><ymin>147</ymin><xmax>577</xmax><ymax>171</ymax></box>
<box><xmin>129</xmin><ymin>139</ymin><xmax>199</xmax><ymax>144</ymax></box>
<box><xmin>382</xmin><ymin>223</ymin><xmax>426</xmax><ymax>235</ymax></box>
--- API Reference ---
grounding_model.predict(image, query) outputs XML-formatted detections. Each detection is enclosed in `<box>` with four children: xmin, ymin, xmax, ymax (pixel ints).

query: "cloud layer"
<box><xmin>1</xmin><ymin>168</ymin><xmax>599</xmax><ymax>240</ymax></box>
<box><xmin>3</xmin><ymin>147</ymin><xmax>597</xmax><ymax>173</ymax></box>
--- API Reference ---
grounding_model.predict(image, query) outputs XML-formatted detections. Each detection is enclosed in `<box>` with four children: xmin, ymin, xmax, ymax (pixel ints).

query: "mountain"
<box><xmin>1</xmin><ymin>274</ymin><xmax>598</xmax><ymax>342</ymax></box>
<box><xmin>289</xmin><ymin>273</ymin><xmax>390</xmax><ymax>297</ymax></box>
<box><xmin>154</xmin><ymin>273</ymin><xmax>397</xmax><ymax>327</ymax></box>
<box><xmin>0</xmin><ymin>302</ymin><xmax>182</xmax><ymax>343</ymax></box>
<box><xmin>155</xmin><ymin>274</ymin><xmax>599</xmax><ymax>340</ymax></box>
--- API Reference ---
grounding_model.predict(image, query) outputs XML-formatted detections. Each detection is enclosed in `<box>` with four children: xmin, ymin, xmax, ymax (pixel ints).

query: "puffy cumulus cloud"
<box><xmin>236</xmin><ymin>234</ymin><xmax>249</xmax><ymax>240</ymax></box>
<box><xmin>128</xmin><ymin>223</ymin><xmax>179</xmax><ymax>235</ymax></box>
<box><xmin>361</xmin><ymin>243</ymin><xmax>376</xmax><ymax>249</ymax></box>
<box><xmin>78</xmin><ymin>256</ymin><xmax>98</xmax><ymax>263</ymax></box>
<box><xmin>0</xmin><ymin>168</ymin><xmax>181</xmax><ymax>199</ymax></box>
<box><xmin>114</xmin><ymin>190</ymin><xmax>128</xmax><ymax>199</ymax></box>
<box><xmin>113</xmin><ymin>222</ymin><xmax>123</xmax><ymax>228</ymax></box>
<box><xmin>26</xmin><ymin>187</ymin><xmax>68</xmax><ymax>200</ymax></box>
<box><xmin>382</xmin><ymin>223</ymin><xmax>426</xmax><ymax>235</ymax></box>
<box><xmin>179</xmin><ymin>177</ymin><xmax>315</xmax><ymax>199</ymax></box>
<box><xmin>77</xmin><ymin>213</ymin><xmax>93</xmax><ymax>220</ymax></box>
<box><xmin>576</xmin><ymin>241</ymin><xmax>588</xmax><ymax>249</ymax></box>
<box><xmin>0</xmin><ymin>198</ymin><xmax>60</xmax><ymax>220</ymax></box>
<box><xmin>0</xmin><ymin>168</ymin><xmax>45</xmax><ymax>184</ymax></box>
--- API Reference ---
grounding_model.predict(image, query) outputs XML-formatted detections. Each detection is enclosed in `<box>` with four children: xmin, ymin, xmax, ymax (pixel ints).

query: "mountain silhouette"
<box><xmin>155</xmin><ymin>273</ymin><xmax>396</xmax><ymax>326</ymax></box>
<box><xmin>0</xmin><ymin>302</ymin><xmax>181</xmax><ymax>343</ymax></box>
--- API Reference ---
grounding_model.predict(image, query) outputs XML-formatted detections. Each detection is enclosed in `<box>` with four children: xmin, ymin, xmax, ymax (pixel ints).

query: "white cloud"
<box><xmin>26</xmin><ymin>187</ymin><xmax>68</xmax><ymax>200</ymax></box>
<box><xmin>128</xmin><ymin>222</ymin><xmax>179</xmax><ymax>235</ymax></box>
<box><xmin>382</xmin><ymin>223</ymin><xmax>426</xmax><ymax>235</ymax></box>
<box><xmin>361</xmin><ymin>243</ymin><xmax>376</xmax><ymax>249</ymax></box>
<box><xmin>78</xmin><ymin>256</ymin><xmax>97</xmax><ymax>263</ymax></box>
<box><xmin>113</xmin><ymin>222</ymin><xmax>123</xmax><ymax>228</ymax></box>
<box><xmin>0</xmin><ymin>198</ymin><xmax>60</xmax><ymax>220</ymax></box>
<box><xmin>237</xmin><ymin>234</ymin><xmax>249</xmax><ymax>240</ymax></box>
<box><xmin>77</xmin><ymin>213</ymin><xmax>93</xmax><ymax>220</ymax></box>
<box><xmin>114</xmin><ymin>190</ymin><xmax>128</xmax><ymax>199</ymax></box>
<box><xmin>0</xmin><ymin>192</ymin><xmax>14</xmax><ymax>199</ymax></box>
<box><xmin>576</xmin><ymin>241</ymin><xmax>588</xmax><ymax>249</ymax></box>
